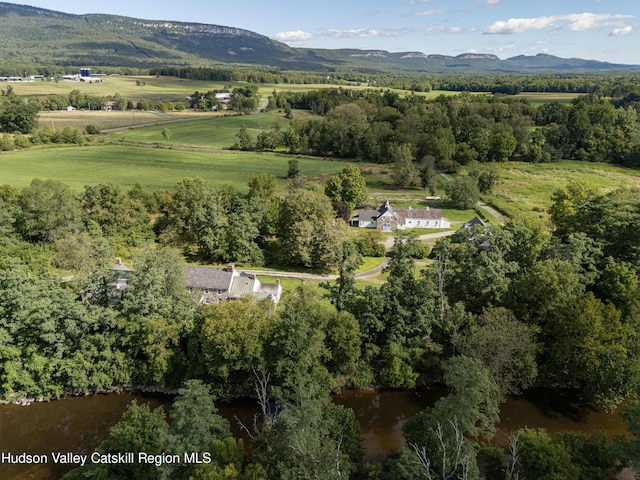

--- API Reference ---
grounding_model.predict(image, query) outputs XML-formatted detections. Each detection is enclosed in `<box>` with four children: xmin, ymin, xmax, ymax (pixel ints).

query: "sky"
<box><xmin>16</xmin><ymin>0</ymin><xmax>640</xmax><ymax>64</ymax></box>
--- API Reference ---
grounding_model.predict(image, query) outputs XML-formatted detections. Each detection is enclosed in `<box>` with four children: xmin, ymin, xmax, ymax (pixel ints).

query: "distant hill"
<box><xmin>2</xmin><ymin>2</ymin><xmax>639</xmax><ymax>74</ymax></box>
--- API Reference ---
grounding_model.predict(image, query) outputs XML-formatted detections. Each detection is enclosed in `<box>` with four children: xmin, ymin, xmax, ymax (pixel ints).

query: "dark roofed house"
<box><xmin>351</xmin><ymin>200</ymin><xmax>450</xmax><ymax>231</ymax></box>
<box><xmin>185</xmin><ymin>263</ymin><xmax>282</xmax><ymax>305</ymax></box>
<box><xmin>184</xmin><ymin>264</ymin><xmax>235</xmax><ymax>304</ymax></box>
<box><xmin>110</xmin><ymin>258</ymin><xmax>134</xmax><ymax>291</ymax></box>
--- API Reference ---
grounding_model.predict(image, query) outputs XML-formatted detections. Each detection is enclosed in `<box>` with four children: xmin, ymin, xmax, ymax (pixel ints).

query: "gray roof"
<box><xmin>110</xmin><ymin>258</ymin><xmax>134</xmax><ymax>272</ymax></box>
<box><xmin>228</xmin><ymin>272</ymin><xmax>257</xmax><ymax>299</ymax></box>
<box><xmin>355</xmin><ymin>200</ymin><xmax>443</xmax><ymax>223</ymax></box>
<box><xmin>229</xmin><ymin>272</ymin><xmax>281</xmax><ymax>301</ymax></box>
<box><xmin>185</xmin><ymin>266</ymin><xmax>233</xmax><ymax>291</ymax></box>
<box><xmin>356</xmin><ymin>209</ymin><xmax>382</xmax><ymax>223</ymax></box>
<box><xmin>463</xmin><ymin>217</ymin><xmax>488</xmax><ymax>228</ymax></box>
<box><xmin>397</xmin><ymin>208</ymin><xmax>443</xmax><ymax>219</ymax></box>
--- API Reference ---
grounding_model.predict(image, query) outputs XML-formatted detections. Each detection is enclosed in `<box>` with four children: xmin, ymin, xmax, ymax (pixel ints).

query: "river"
<box><xmin>0</xmin><ymin>389</ymin><xmax>630</xmax><ymax>479</ymax></box>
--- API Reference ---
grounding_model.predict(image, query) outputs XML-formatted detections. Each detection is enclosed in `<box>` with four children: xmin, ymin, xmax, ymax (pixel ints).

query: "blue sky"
<box><xmin>19</xmin><ymin>0</ymin><xmax>639</xmax><ymax>64</ymax></box>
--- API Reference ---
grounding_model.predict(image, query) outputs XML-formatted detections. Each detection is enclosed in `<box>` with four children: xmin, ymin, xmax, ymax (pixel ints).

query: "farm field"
<box><xmin>108</xmin><ymin>110</ymin><xmax>295</xmax><ymax>148</ymax></box>
<box><xmin>0</xmin><ymin>144</ymin><xmax>351</xmax><ymax>191</ymax></box>
<box><xmin>511</xmin><ymin>91</ymin><xmax>584</xmax><ymax>105</ymax></box>
<box><xmin>11</xmin><ymin>75</ymin><xmax>475</xmax><ymax>105</ymax></box>
<box><xmin>37</xmin><ymin>109</ymin><xmax>223</xmax><ymax>131</ymax></box>
<box><xmin>10</xmin><ymin>75</ymin><xmax>372</xmax><ymax>104</ymax></box>
<box><xmin>9</xmin><ymin>76</ymin><xmax>230</xmax><ymax>102</ymax></box>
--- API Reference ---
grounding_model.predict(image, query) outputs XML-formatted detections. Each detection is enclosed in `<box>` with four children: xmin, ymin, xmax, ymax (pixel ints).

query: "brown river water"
<box><xmin>0</xmin><ymin>388</ymin><xmax>630</xmax><ymax>480</ymax></box>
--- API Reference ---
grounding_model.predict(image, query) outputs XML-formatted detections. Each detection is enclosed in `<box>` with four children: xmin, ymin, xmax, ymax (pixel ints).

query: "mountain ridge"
<box><xmin>1</xmin><ymin>2</ymin><xmax>639</xmax><ymax>73</ymax></box>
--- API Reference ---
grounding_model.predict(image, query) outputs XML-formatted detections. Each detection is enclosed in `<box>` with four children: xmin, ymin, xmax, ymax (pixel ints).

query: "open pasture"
<box><xmin>109</xmin><ymin>110</ymin><xmax>293</xmax><ymax>148</ymax></box>
<box><xmin>8</xmin><ymin>75</ymin><xmax>229</xmax><ymax>102</ymax></box>
<box><xmin>12</xmin><ymin>75</ymin><xmax>470</xmax><ymax>107</ymax></box>
<box><xmin>487</xmin><ymin>160</ymin><xmax>640</xmax><ymax>219</ymax></box>
<box><xmin>38</xmin><ymin>109</ymin><xmax>224</xmax><ymax>131</ymax></box>
<box><xmin>10</xmin><ymin>75</ymin><xmax>376</xmax><ymax>104</ymax></box>
<box><xmin>511</xmin><ymin>91</ymin><xmax>584</xmax><ymax>106</ymax></box>
<box><xmin>0</xmin><ymin>144</ymin><xmax>350</xmax><ymax>192</ymax></box>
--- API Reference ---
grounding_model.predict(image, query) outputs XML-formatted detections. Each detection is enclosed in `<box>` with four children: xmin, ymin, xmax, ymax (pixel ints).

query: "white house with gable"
<box><xmin>351</xmin><ymin>200</ymin><xmax>450</xmax><ymax>231</ymax></box>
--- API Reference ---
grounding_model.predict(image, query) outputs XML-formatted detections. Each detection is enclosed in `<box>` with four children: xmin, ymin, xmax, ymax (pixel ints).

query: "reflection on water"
<box><xmin>0</xmin><ymin>392</ymin><xmax>168</xmax><ymax>480</ymax></box>
<box><xmin>495</xmin><ymin>389</ymin><xmax>630</xmax><ymax>447</ymax></box>
<box><xmin>333</xmin><ymin>386</ymin><xmax>444</xmax><ymax>458</ymax></box>
<box><xmin>0</xmin><ymin>388</ymin><xmax>630</xmax><ymax>479</ymax></box>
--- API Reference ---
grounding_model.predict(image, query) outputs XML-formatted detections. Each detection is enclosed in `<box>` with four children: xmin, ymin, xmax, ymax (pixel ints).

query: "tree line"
<box><xmin>245</xmin><ymin>88</ymin><xmax>640</xmax><ymax>169</ymax></box>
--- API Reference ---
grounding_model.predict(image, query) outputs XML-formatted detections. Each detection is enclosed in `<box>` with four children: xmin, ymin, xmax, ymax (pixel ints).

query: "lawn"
<box><xmin>0</xmin><ymin>144</ymin><xmax>351</xmax><ymax>191</ymax></box>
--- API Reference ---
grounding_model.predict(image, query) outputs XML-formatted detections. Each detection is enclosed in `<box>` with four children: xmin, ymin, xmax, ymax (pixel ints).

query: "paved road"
<box><xmin>477</xmin><ymin>201</ymin><xmax>505</xmax><ymax>225</ymax></box>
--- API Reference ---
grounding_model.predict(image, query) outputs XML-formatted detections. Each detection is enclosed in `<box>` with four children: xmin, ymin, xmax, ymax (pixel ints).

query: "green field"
<box><xmin>0</xmin><ymin>144</ymin><xmax>350</xmax><ymax>191</ymax></box>
<box><xmin>38</xmin><ymin>109</ymin><xmax>223</xmax><ymax>131</ymax></box>
<box><xmin>10</xmin><ymin>76</ymin><xmax>230</xmax><ymax>102</ymax></box>
<box><xmin>13</xmin><ymin>75</ymin><xmax>471</xmax><ymax>106</ymax></box>
<box><xmin>511</xmin><ymin>92</ymin><xmax>584</xmax><ymax>106</ymax></box>
<box><xmin>485</xmin><ymin>161</ymin><xmax>640</xmax><ymax>219</ymax></box>
<box><xmin>11</xmin><ymin>75</ymin><xmax>375</xmax><ymax>103</ymax></box>
<box><xmin>109</xmin><ymin>110</ymin><xmax>293</xmax><ymax>148</ymax></box>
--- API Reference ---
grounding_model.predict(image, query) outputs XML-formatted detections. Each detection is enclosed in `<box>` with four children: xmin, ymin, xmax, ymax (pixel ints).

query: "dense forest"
<box><xmin>1</xmin><ymin>170</ymin><xmax>640</xmax><ymax>478</ymax></box>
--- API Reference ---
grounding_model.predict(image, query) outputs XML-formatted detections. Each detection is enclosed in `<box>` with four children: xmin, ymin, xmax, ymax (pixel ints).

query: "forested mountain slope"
<box><xmin>1</xmin><ymin>2</ymin><xmax>639</xmax><ymax>73</ymax></box>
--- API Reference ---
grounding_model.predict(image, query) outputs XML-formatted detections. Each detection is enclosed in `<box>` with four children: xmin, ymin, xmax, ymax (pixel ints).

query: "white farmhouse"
<box><xmin>352</xmin><ymin>200</ymin><xmax>450</xmax><ymax>231</ymax></box>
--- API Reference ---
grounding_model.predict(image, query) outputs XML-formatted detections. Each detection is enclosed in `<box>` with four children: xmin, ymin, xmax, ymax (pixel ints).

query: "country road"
<box><xmin>436</xmin><ymin>169</ymin><xmax>505</xmax><ymax>225</ymax></box>
<box><xmin>244</xmin><ymin>230</ymin><xmax>456</xmax><ymax>282</ymax></box>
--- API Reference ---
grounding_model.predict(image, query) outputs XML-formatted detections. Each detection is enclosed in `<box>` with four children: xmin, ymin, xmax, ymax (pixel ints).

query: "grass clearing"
<box><xmin>0</xmin><ymin>144</ymin><xmax>352</xmax><ymax>191</ymax></box>
<box><xmin>38</xmin><ymin>109</ymin><xmax>223</xmax><ymax>131</ymax></box>
<box><xmin>486</xmin><ymin>161</ymin><xmax>640</xmax><ymax>219</ymax></box>
<box><xmin>109</xmin><ymin>110</ymin><xmax>291</xmax><ymax>149</ymax></box>
<box><xmin>511</xmin><ymin>92</ymin><xmax>584</xmax><ymax>106</ymax></box>
<box><xmin>355</xmin><ymin>256</ymin><xmax>386</xmax><ymax>274</ymax></box>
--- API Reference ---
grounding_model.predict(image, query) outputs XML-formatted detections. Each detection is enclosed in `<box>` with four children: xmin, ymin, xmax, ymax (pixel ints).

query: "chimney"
<box><xmin>227</xmin><ymin>263</ymin><xmax>235</xmax><ymax>273</ymax></box>
<box><xmin>115</xmin><ymin>258</ymin><xmax>122</xmax><ymax>265</ymax></box>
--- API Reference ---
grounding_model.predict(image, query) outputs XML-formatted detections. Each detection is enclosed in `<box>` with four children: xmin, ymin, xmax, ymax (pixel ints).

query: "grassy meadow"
<box><xmin>38</xmin><ymin>109</ymin><xmax>223</xmax><ymax>131</ymax></box>
<box><xmin>0</xmin><ymin>144</ymin><xmax>351</xmax><ymax>191</ymax></box>
<box><xmin>108</xmin><ymin>110</ymin><xmax>294</xmax><ymax>148</ymax></box>
<box><xmin>511</xmin><ymin>92</ymin><xmax>584</xmax><ymax>106</ymax></box>
<box><xmin>485</xmin><ymin>161</ymin><xmax>640</xmax><ymax>219</ymax></box>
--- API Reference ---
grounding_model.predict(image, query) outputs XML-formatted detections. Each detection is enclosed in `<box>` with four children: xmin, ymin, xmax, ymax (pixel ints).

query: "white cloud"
<box><xmin>486</xmin><ymin>0</ymin><xmax>500</xmax><ymax>4</ymax></box>
<box><xmin>408</xmin><ymin>0</ymin><xmax>429</xmax><ymax>4</ymax></box>
<box><xmin>484</xmin><ymin>13</ymin><xmax>634</xmax><ymax>34</ymax></box>
<box><xmin>610</xmin><ymin>25</ymin><xmax>633</xmax><ymax>36</ymax></box>
<box><xmin>323</xmin><ymin>28</ymin><xmax>380</xmax><ymax>39</ymax></box>
<box><xmin>484</xmin><ymin>16</ymin><xmax>557</xmax><ymax>34</ymax></box>
<box><xmin>414</xmin><ymin>9</ymin><xmax>444</xmax><ymax>16</ymax></box>
<box><xmin>424</xmin><ymin>26</ymin><xmax>465</xmax><ymax>34</ymax></box>
<box><xmin>274</xmin><ymin>30</ymin><xmax>315</xmax><ymax>42</ymax></box>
